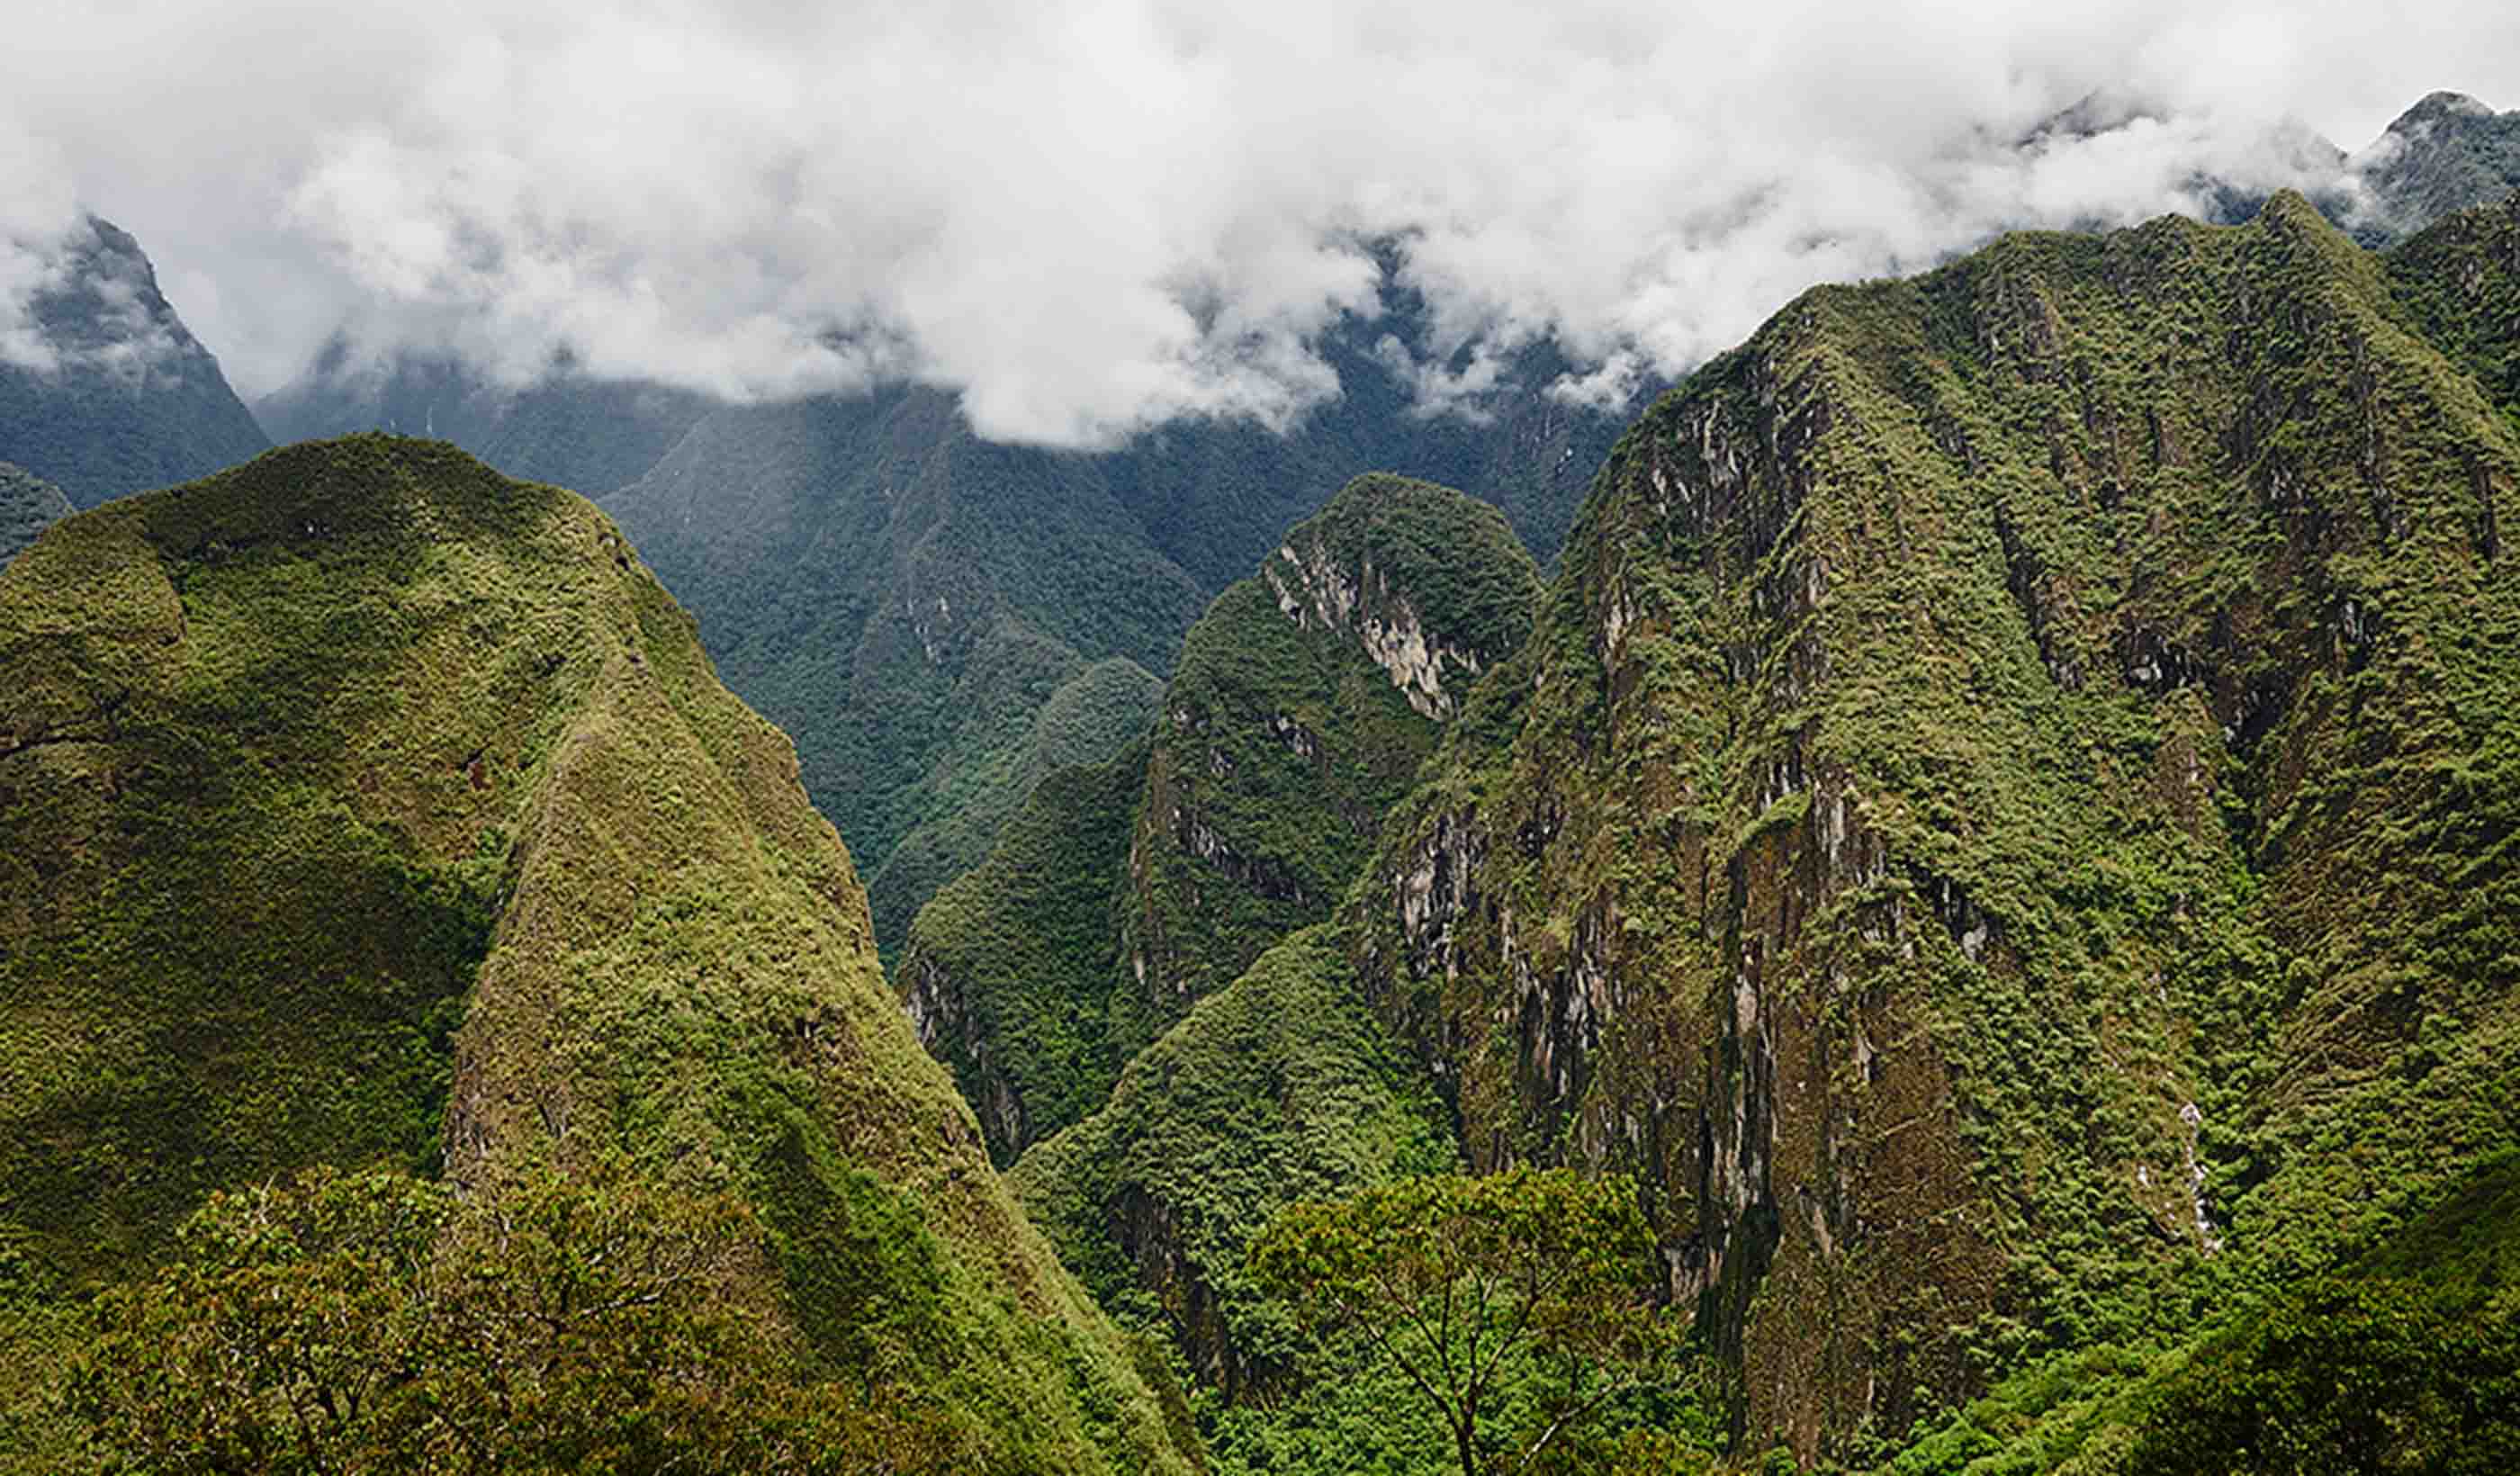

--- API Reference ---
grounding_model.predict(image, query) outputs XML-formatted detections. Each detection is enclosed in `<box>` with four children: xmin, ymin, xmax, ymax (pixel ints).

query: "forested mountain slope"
<box><xmin>0</xmin><ymin>217</ymin><xmax>268</xmax><ymax>508</ymax></box>
<box><xmin>0</xmin><ymin>436</ymin><xmax>1195</xmax><ymax>1472</ymax></box>
<box><xmin>898</xmin><ymin>472</ymin><xmax>1538</xmax><ymax>1166</ymax></box>
<box><xmin>1324</xmin><ymin>188</ymin><xmax>2520</xmax><ymax>1461</ymax></box>
<box><xmin>602</xmin><ymin>388</ymin><xmax>1199</xmax><ymax>958</ymax></box>
<box><xmin>940</xmin><ymin>189</ymin><xmax>2520</xmax><ymax>1471</ymax></box>
<box><xmin>602</xmin><ymin>311</ymin><xmax>1624</xmax><ymax>955</ymax></box>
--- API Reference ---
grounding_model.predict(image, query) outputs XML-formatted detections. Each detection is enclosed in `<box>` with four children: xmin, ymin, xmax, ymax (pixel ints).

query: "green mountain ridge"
<box><xmin>0</xmin><ymin>436</ymin><xmax>1194</xmax><ymax>1472</ymax></box>
<box><xmin>899</xmin><ymin>472</ymin><xmax>1540</xmax><ymax>1167</ymax></box>
<box><xmin>1324</xmin><ymin>188</ymin><xmax>2520</xmax><ymax>1462</ymax></box>
<box><xmin>915</xmin><ymin>188</ymin><xmax>2520</xmax><ymax>1471</ymax></box>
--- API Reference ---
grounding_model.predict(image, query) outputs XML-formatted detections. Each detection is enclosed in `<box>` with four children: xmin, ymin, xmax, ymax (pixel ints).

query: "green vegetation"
<box><xmin>1249</xmin><ymin>1168</ymin><xmax>1685</xmax><ymax>1476</ymax></box>
<box><xmin>66</xmin><ymin>1163</ymin><xmax>970</xmax><ymax>1474</ymax></box>
<box><xmin>901</xmin><ymin>472</ymin><xmax>1540</xmax><ymax>1165</ymax></box>
<box><xmin>602</xmin><ymin>390</ymin><xmax>1205</xmax><ymax>958</ymax></box>
<box><xmin>0</xmin><ymin>461</ymin><xmax>71</xmax><ymax>570</ymax></box>
<box><xmin>599</xmin><ymin>318</ymin><xmax>1623</xmax><ymax>954</ymax></box>
<box><xmin>1011</xmin><ymin>928</ymin><xmax>1455</xmax><ymax>1382</ymax></box>
<box><xmin>0</xmin><ymin>436</ymin><xmax>1194</xmax><ymax>1474</ymax></box>
<box><xmin>900</xmin><ymin>744</ymin><xmax>1148</xmax><ymax>1158</ymax></box>
<box><xmin>1284</xmin><ymin>191</ymin><xmax>2520</xmax><ymax>1462</ymax></box>
<box><xmin>2386</xmin><ymin>191</ymin><xmax>2520</xmax><ymax>416</ymax></box>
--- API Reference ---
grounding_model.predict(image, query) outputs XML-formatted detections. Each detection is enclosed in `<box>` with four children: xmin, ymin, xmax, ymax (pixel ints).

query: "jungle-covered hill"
<box><xmin>909</xmin><ymin>188</ymin><xmax>2520</xmax><ymax>1472</ymax></box>
<box><xmin>0</xmin><ymin>436</ymin><xmax>1197</xmax><ymax>1472</ymax></box>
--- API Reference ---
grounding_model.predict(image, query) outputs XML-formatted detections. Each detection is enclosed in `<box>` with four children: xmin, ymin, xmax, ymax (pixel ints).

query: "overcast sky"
<box><xmin>5</xmin><ymin>0</ymin><xmax>2517</xmax><ymax>446</ymax></box>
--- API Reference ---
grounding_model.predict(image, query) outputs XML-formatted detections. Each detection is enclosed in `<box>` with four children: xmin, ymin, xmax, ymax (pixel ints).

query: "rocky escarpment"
<box><xmin>0</xmin><ymin>436</ymin><xmax>1197</xmax><ymax>1473</ymax></box>
<box><xmin>899</xmin><ymin>473</ymin><xmax>1540</xmax><ymax>1167</ymax></box>
<box><xmin>1264</xmin><ymin>529</ymin><xmax>1489</xmax><ymax>719</ymax></box>
<box><xmin>1331</xmin><ymin>193</ymin><xmax>2520</xmax><ymax>1459</ymax></box>
<box><xmin>1117</xmin><ymin>473</ymin><xmax>1542</xmax><ymax>1021</ymax></box>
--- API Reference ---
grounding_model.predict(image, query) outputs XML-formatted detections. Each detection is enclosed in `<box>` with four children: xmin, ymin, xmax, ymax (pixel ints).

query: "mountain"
<box><xmin>1328</xmin><ymin>190</ymin><xmax>2519</xmax><ymax>1462</ymax></box>
<box><xmin>2386</xmin><ymin>187</ymin><xmax>2520</xmax><ymax>411</ymax></box>
<box><xmin>0</xmin><ymin>217</ymin><xmax>268</xmax><ymax>508</ymax></box>
<box><xmin>602</xmin><ymin>387</ymin><xmax>1204</xmax><ymax>960</ymax></box>
<box><xmin>2354</xmin><ymin>91</ymin><xmax>2520</xmax><ymax>245</ymax></box>
<box><xmin>606</xmin><ymin>310</ymin><xmax>1627</xmax><ymax>957</ymax></box>
<box><xmin>256</xmin><ymin>340</ymin><xmax>717</xmax><ymax>499</ymax></box>
<box><xmin>0</xmin><ymin>436</ymin><xmax>1196</xmax><ymax>1472</ymax></box>
<box><xmin>938</xmin><ymin>190</ymin><xmax>2520</xmax><ymax>1469</ymax></box>
<box><xmin>0</xmin><ymin>463</ymin><xmax>69</xmax><ymax>569</ymax></box>
<box><xmin>898</xmin><ymin>472</ymin><xmax>1540</xmax><ymax>1166</ymax></box>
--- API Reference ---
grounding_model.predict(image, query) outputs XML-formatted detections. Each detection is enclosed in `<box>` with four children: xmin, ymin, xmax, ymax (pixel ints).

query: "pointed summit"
<box><xmin>0</xmin><ymin>216</ymin><xmax>268</xmax><ymax>506</ymax></box>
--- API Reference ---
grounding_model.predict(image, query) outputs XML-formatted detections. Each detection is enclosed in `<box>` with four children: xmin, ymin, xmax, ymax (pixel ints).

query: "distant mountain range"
<box><xmin>4</xmin><ymin>91</ymin><xmax>2513</xmax><ymax>950</ymax></box>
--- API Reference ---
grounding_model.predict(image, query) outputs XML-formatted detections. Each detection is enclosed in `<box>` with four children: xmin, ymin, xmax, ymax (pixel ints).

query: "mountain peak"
<box><xmin>2396</xmin><ymin>90</ymin><xmax>2504</xmax><ymax>128</ymax></box>
<box><xmin>0</xmin><ymin>216</ymin><xmax>268</xmax><ymax>508</ymax></box>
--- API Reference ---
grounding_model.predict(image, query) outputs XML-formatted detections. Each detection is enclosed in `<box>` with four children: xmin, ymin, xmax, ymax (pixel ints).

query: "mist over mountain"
<box><xmin>2354</xmin><ymin>90</ymin><xmax>2520</xmax><ymax>240</ymax></box>
<box><xmin>5</xmin><ymin>3</ymin><xmax>2520</xmax><ymax>1469</ymax></box>
<box><xmin>256</xmin><ymin>339</ymin><xmax>715</xmax><ymax>499</ymax></box>
<box><xmin>8</xmin><ymin>3</ymin><xmax>2516</xmax><ymax>446</ymax></box>
<box><xmin>0</xmin><ymin>218</ymin><xmax>266</xmax><ymax>508</ymax></box>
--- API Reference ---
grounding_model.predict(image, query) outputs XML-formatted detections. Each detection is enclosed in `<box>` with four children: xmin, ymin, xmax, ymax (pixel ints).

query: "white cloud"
<box><xmin>4</xmin><ymin>0</ymin><xmax>2516</xmax><ymax>443</ymax></box>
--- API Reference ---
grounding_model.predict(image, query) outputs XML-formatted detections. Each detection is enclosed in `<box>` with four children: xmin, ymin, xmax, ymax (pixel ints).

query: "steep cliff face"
<box><xmin>0</xmin><ymin>436</ymin><xmax>1196</xmax><ymax>1472</ymax></box>
<box><xmin>0</xmin><ymin>217</ymin><xmax>268</xmax><ymax>508</ymax></box>
<box><xmin>1331</xmin><ymin>193</ymin><xmax>2520</xmax><ymax>1457</ymax></box>
<box><xmin>1120</xmin><ymin>475</ymin><xmax>1542</xmax><ymax>1026</ymax></box>
<box><xmin>899</xmin><ymin>473</ymin><xmax>1540</xmax><ymax>1166</ymax></box>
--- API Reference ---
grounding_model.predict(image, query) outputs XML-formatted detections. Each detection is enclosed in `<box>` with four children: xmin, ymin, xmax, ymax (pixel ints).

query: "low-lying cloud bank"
<box><xmin>5</xmin><ymin>0</ymin><xmax>2516</xmax><ymax>446</ymax></box>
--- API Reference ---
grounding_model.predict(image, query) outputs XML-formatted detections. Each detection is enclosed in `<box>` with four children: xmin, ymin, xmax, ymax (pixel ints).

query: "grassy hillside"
<box><xmin>0</xmin><ymin>436</ymin><xmax>1195</xmax><ymax>1472</ymax></box>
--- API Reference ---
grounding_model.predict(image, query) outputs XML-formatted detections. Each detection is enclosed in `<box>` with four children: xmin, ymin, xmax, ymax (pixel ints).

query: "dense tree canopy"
<box><xmin>1250</xmin><ymin>1169</ymin><xmax>1681</xmax><ymax>1476</ymax></box>
<box><xmin>66</xmin><ymin>1164</ymin><xmax>966</xmax><ymax>1475</ymax></box>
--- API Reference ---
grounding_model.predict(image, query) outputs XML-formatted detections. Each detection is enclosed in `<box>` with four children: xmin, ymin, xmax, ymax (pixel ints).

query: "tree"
<box><xmin>1249</xmin><ymin>1168</ymin><xmax>1678</xmax><ymax>1476</ymax></box>
<box><xmin>64</xmin><ymin>1162</ymin><xmax>966</xmax><ymax>1474</ymax></box>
